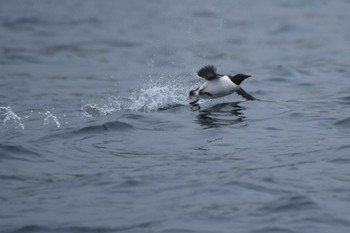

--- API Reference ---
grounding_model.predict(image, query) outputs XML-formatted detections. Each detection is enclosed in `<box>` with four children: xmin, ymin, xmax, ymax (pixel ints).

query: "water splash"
<box><xmin>128</xmin><ymin>78</ymin><xmax>189</xmax><ymax>112</ymax></box>
<box><xmin>39</xmin><ymin>110</ymin><xmax>61</xmax><ymax>128</ymax></box>
<box><xmin>81</xmin><ymin>77</ymin><xmax>190</xmax><ymax>116</ymax></box>
<box><xmin>81</xmin><ymin>97</ymin><xmax>130</xmax><ymax>118</ymax></box>
<box><xmin>0</xmin><ymin>106</ymin><xmax>25</xmax><ymax>129</ymax></box>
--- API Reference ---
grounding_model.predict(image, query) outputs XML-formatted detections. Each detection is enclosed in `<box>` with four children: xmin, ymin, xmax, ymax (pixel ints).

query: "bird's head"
<box><xmin>229</xmin><ymin>74</ymin><xmax>251</xmax><ymax>85</ymax></box>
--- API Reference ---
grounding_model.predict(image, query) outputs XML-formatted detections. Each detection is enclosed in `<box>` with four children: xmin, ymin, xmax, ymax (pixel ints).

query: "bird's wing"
<box><xmin>197</xmin><ymin>65</ymin><xmax>218</xmax><ymax>80</ymax></box>
<box><xmin>236</xmin><ymin>87</ymin><xmax>257</xmax><ymax>100</ymax></box>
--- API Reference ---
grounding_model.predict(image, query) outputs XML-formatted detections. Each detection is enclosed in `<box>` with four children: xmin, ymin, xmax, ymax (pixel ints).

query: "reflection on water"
<box><xmin>193</xmin><ymin>102</ymin><xmax>246</xmax><ymax>129</ymax></box>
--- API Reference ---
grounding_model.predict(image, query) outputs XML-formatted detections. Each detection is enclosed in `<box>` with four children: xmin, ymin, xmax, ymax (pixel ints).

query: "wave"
<box><xmin>0</xmin><ymin>143</ymin><xmax>42</xmax><ymax>161</ymax></box>
<box><xmin>70</xmin><ymin>120</ymin><xmax>133</xmax><ymax>135</ymax></box>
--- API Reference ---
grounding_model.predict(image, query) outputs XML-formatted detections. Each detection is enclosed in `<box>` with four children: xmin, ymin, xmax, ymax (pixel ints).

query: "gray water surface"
<box><xmin>1</xmin><ymin>1</ymin><xmax>350</xmax><ymax>233</ymax></box>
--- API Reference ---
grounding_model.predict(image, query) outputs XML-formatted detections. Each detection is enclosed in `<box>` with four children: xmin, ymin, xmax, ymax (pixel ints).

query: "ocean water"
<box><xmin>1</xmin><ymin>1</ymin><xmax>350</xmax><ymax>232</ymax></box>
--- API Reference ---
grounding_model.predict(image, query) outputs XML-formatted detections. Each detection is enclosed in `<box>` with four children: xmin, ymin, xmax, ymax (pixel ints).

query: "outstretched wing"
<box><xmin>236</xmin><ymin>87</ymin><xmax>257</xmax><ymax>101</ymax></box>
<box><xmin>197</xmin><ymin>65</ymin><xmax>218</xmax><ymax>80</ymax></box>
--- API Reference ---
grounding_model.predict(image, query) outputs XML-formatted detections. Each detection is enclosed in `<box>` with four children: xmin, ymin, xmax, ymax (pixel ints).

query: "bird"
<box><xmin>189</xmin><ymin>65</ymin><xmax>257</xmax><ymax>104</ymax></box>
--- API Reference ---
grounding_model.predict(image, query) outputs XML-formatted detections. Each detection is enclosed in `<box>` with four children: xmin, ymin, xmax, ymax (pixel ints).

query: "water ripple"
<box><xmin>7</xmin><ymin>221</ymin><xmax>157</xmax><ymax>233</ymax></box>
<box><xmin>0</xmin><ymin>144</ymin><xmax>41</xmax><ymax>161</ymax></box>
<box><xmin>259</xmin><ymin>195</ymin><xmax>318</xmax><ymax>212</ymax></box>
<box><xmin>334</xmin><ymin>117</ymin><xmax>350</xmax><ymax>128</ymax></box>
<box><xmin>71</xmin><ymin>121</ymin><xmax>133</xmax><ymax>135</ymax></box>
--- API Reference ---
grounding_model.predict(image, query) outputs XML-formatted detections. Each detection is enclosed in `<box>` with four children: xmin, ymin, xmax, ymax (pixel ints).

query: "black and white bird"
<box><xmin>189</xmin><ymin>65</ymin><xmax>257</xmax><ymax>104</ymax></box>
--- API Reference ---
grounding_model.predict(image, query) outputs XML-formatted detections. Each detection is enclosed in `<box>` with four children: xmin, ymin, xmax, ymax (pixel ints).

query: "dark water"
<box><xmin>1</xmin><ymin>1</ymin><xmax>350</xmax><ymax>232</ymax></box>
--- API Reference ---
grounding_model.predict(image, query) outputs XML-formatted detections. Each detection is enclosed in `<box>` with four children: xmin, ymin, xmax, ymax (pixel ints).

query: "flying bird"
<box><xmin>189</xmin><ymin>65</ymin><xmax>257</xmax><ymax>104</ymax></box>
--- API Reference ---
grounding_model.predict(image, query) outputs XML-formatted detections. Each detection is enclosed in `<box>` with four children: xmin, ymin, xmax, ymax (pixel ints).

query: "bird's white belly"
<box><xmin>205</xmin><ymin>83</ymin><xmax>235</xmax><ymax>97</ymax></box>
<box><xmin>200</xmin><ymin>77</ymin><xmax>238</xmax><ymax>98</ymax></box>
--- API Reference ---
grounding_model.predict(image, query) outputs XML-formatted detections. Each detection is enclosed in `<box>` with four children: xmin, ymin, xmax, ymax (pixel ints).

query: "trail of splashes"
<box><xmin>0</xmin><ymin>107</ymin><xmax>63</xmax><ymax>130</ymax></box>
<box><xmin>0</xmin><ymin>106</ymin><xmax>24</xmax><ymax>129</ymax></box>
